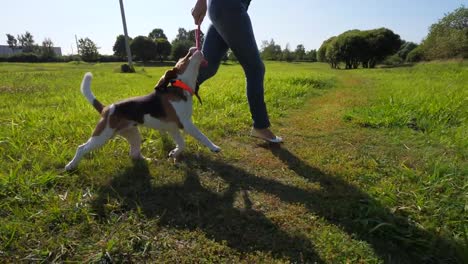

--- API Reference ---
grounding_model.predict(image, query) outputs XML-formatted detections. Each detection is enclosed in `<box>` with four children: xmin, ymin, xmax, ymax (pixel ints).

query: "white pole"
<box><xmin>119</xmin><ymin>0</ymin><xmax>133</xmax><ymax>68</ymax></box>
<box><xmin>75</xmin><ymin>35</ymin><xmax>79</xmax><ymax>54</ymax></box>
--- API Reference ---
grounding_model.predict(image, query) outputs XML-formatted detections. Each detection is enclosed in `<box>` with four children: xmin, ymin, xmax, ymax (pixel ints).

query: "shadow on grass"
<box><xmin>377</xmin><ymin>63</ymin><xmax>415</xmax><ymax>69</ymax></box>
<box><xmin>91</xmin><ymin>157</ymin><xmax>323</xmax><ymax>262</ymax></box>
<box><xmin>133</xmin><ymin>61</ymin><xmax>177</xmax><ymax>67</ymax></box>
<box><xmin>92</xmin><ymin>144</ymin><xmax>461</xmax><ymax>263</ymax></box>
<box><xmin>260</xmin><ymin>143</ymin><xmax>461</xmax><ymax>263</ymax></box>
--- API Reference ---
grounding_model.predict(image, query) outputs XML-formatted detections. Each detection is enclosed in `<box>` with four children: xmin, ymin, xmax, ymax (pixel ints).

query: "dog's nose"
<box><xmin>189</xmin><ymin>47</ymin><xmax>198</xmax><ymax>55</ymax></box>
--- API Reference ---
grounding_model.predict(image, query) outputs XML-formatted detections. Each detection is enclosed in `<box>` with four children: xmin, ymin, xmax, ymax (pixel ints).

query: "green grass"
<box><xmin>0</xmin><ymin>61</ymin><xmax>466</xmax><ymax>263</ymax></box>
<box><xmin>344</xmin><ymin>61</ymin><xmax>468</xmax><ymax>157</ymax></box>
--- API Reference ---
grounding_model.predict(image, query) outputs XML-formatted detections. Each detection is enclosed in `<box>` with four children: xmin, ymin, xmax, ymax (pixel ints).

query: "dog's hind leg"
<box><xmin>118</xmin><ymin>126</ymin><xmax>145</xmax><ymax>160</ymax></box>
<box><xmin>65</xmin><ymin>126</ymin><xmax>115</xmax><ymax>171</ymax></box>
<box><xmin>167</xmin><ymin>128</ymin><xmax>185</xmax><ymax>161</ymax></box>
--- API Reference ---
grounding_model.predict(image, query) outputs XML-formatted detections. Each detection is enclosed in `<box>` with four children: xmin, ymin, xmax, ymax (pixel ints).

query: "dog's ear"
<box><xmin>155</xmin><ymin>68</ymin><xmax>178</xmax><ymax>90</ymax></box>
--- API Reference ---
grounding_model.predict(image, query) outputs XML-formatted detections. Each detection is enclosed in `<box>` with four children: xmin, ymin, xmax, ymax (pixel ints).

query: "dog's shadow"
<box><xmin>91</xmin><ymin>144</ymin><xmax>461</xmax><ymax>263</ymax></box>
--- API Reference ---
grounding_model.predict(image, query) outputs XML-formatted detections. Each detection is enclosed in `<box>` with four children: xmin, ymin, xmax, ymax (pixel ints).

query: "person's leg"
<box><xmin>197</xmin><ymin>24</ymin><xmax>229</xmax><ymax>85</ymax></box>
<box><xmin>208</xmin><ymin>0</ymin><xmax>271</xmax><ymax>129</ymax></box>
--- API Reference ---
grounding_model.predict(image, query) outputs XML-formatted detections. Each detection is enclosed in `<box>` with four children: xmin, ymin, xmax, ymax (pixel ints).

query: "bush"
<box><xmin>421</xmin><ymin>6</ymin><xmax>468</xmax><ymax>60</ymax></box>
<box><xmin>397</xmin><ymin>42</ymin><xmax>418</xmax><ymax>61</ymax></box>
<box><xmin>6</xmin><ymin>53</ymin><xmax>40</xmax><ymax>62</ymax></box>
<box><xmin>407</xmin><ymin>46</ymin><xmax>424</xmax><ymax>62</ymax></box>
<box><xmin>98</xmin><ymin>55</ymin><xmax>125</xmax><ymax>63</ymax></box>
<box><xmin>120</xmin><ymin>64</ymin><xmax>135</xmax><ymax>73</ymax></box>
<box><xmin>382</xmin><ymin>54</ymin><xmax>404</xmax><ymax>66</ymax></box>
<box><xmin>60</xmin><ymin>55</ymin><xmax>82</xmax><ymax>63</ymax></box>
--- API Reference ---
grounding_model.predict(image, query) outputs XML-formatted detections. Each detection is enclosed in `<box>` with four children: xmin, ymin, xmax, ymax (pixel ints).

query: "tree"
<box><xmin>260</xmin><ymin>39</ymin><xmax>282</xmax><ymax>60</ymax></box>
<box><xmin>174</xmin><ymin>28</ymin><xmax>190</xmax><ymax>42</ymax></box>
<box><xmin>130</xmin><ymin>36</ymin><xmax>157</xmax><ymax>61</ymax></box>
<box><xmin>17</xmin><ymin>31</ymin><xmax>35</xmax><ymax>52</ymax></box>
<box><xmin>407</xmin><ymin>46</ymin><xmax>424</xmax><ymax>62</ymax></box>
<box><xmin>421</xmin><ymin>6</ymin><xmax>468</xmax><ymax>60</ymax></box>
<box><xmin>6</xmin><ymin>34</ymin><xmax>18</xmax><ymax>50</ymax></box>
<box><xmin>171</xmin><ymin>27</ymin><xmax>201</xmax><ymax>60</ymax></box>
<box><xmin>317</xmin><ymin>36</ymin><xmax>336</xmax><ymax>63</ymax></box>
<box><xmin>294</xmin><ymin>44</ymin><xmax>306</xmax><ymax>61</ymax></box>
<box><xmin>171</xmin><ymin>40</ymin><xmax>193</xmax><ymax>60</ymax></box>
<box><xmin>305</xmin><ymin>49</ymin><xmax>317</xmax><ymax>62</ymax></box>
<box><xmin>317</xmin><ymin>37</ymin><xmax>335</xmax><ymax>62</ymax></box>
<box><xmin>282</xmin><ymin>44</ymin><xmax>294</xmax><ymax>62</ymax></box>
<box><xmin>78</xmin><ymin>37</ymin><xmax>100</xmax><ymax>62</ymax></box>
<box><xmin>113</xmin><ymin>34</ymin><xmax>132</xmax><ymax>59</ymax></box>
<box><xmin>325</xmin><ymin>39</ymin><xmax>341</xmax><ymax>69</ymax></box>
<box><xmin>148</xmin><ymin>28</ymin><xmax>167</xmax><ymax>40</ymax></box>
<box><xmin>365</xmin><ymin>28</ymin><xmax>402</xmax><ymax>67</ymax></box>
<box><xmin>318</xmin><ymin>28</ymin><xmax>402</xmax><ymax>69</ymax></box>
<box><xmin>173</xmin><ymin>28</ymin><xmax>204</xmax><ymax>46</ymax></box>
<box><xmin>41</xmin><ymin>38</ymin><xmax>55</xmax><ymax>58</ymax></box>
<box><xmin>188</xmin><ymin>29</ymin><xmax>204</xmax><ymax>45</ymax></box>
<box><xmin>155</xmin><ymin>38</ymin><xmax>172</xmax><ymax>62</ymax></box>
<box><xmin>397</xmin><ymin>41</ymin><xmax>418</xmax><ymax>61</ymax></box>
<box><xmin>335</xmin><ymin>30</ymin><xmax>367</xmax><ymax>69</ymax></box>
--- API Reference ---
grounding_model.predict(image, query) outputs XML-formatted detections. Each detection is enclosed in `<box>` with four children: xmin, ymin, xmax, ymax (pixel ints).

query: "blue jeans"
<box><xmin>197</xmin><ymin>0</ymin><xmax>270</xmax><ymax>129</ymax></box>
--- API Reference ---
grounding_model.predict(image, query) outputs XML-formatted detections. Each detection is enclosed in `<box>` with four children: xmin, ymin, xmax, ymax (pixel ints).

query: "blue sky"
<box><xmin>1</xmin><ymin>0</ymin><xmax>466</xmax><ymax>55</ymax></box>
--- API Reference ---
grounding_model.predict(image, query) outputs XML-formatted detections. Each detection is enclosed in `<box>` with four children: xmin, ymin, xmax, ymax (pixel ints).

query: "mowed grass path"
<box><xmin>0</xmin><ymin>61</ymin><xmax>466</xmax><ymax>263</ymax></box>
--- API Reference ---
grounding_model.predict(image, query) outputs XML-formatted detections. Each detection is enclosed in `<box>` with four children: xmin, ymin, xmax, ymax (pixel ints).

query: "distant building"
<box><xmin>0</xmin><ymin>45</ymin><xmax>62</xmax><ymax>56</ymax></box>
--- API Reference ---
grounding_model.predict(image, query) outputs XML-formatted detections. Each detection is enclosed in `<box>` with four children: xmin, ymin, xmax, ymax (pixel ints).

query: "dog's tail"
<box><xmin>81</xmin><ymin>72</ymin><xmax>104</xmax><ymax>113</ymax></box>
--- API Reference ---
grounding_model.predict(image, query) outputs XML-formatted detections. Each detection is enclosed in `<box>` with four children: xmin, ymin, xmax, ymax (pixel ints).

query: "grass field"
<box><xmin>0</xmin><ymin>60</ymin><xmax>467</xmax><ymax>263</ymax></box>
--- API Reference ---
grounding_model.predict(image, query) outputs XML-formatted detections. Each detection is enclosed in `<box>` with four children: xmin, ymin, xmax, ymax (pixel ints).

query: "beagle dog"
<box><xmin>65</xmin><ymin>48</ymin><xmax>220</xmax><ymax>171</ymax></box>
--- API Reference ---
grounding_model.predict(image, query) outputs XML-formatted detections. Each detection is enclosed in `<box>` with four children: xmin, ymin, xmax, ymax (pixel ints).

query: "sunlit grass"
<box><xmin>344</xmin><ymin>61</ymin><xmax>468</xmax><ymax>157</ymax></box>
<box><xmin>0</xmin><ymin>61</ymin><xmax>466</xmax><ymax>263</ymax></box>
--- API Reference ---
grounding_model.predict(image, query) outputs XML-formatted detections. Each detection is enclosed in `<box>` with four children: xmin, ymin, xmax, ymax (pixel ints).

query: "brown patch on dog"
<box><xmin>92</xmin><ymin>107</ymin><xmax>110</xmax><ymax>136</ymax></box>
<box><xmin>92</xmin><ymin>106</ymin><xmax>134</xmax><ymax>137</ymax></box>
<box><xmin>155</xmin><ymin>68</ymin><xmax>178</xmax><ymax>90</ymax></box>
<box><xmin>160</xmin><ymin>94</ymin><xmax>184</xmax><ymax>129</ymax></box>
<box><xmin>154</xmin><ymin>49</ymin><xmax>192</xmax><ymax>90</ymax></box>
<box><xmin>109</xmin><ymin>114</ymin><xmax>132</xmax><ymax>131</ymax></box>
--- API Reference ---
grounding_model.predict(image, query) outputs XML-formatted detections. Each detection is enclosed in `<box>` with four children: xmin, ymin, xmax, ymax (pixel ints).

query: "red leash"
<box><xmin>195</xmin><ymin>24</ymin><xmax>208</xmax><ymax>67</ymax></box>
<box><xmin>196</xmin><ymin>24</ymin><xmax>202</xmax><ymax>50</ymax></box>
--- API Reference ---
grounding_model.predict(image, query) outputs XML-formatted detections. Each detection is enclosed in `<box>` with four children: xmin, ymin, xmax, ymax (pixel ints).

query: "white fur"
<box><xmin>80</xmin><ymin>72</ymin><xmax>96</xmax><ymax>105</ymax></box>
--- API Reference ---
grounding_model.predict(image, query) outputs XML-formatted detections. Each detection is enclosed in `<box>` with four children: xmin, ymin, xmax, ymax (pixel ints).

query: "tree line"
<box><xmin>114</xmin><ymin>29</ymin><xmax>318</xmax><ymax>63</ymax></box>
<box><xmin>3</xmin><ymin>32</ymin><xmax>59</xmax><ymax>62</ymax></box>
<box><xmin>259</xmin><ymin>40</ymin><xmax>317</xmax><ymax>62</ymax></box>
<box><xmin>1</xmin><ymin>28</ymin><xmax>206</xmax><ymax>63</ymax></box>
<box><xmin>317</xmin><ymin>6</ymin><xmax>467</xmax><ymax>69</ymax></box>
<box><xmin>2</xmin><ymin>6</ymin><xmax>466</xmax><ymax>64</ymax></box>
<box><xmin>112</xmin><ymin>28</ymin><xmax>204</xmax><ymax>62</ymax></box>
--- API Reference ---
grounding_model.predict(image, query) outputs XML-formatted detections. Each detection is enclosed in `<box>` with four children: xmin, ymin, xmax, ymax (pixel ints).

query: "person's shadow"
<box><xmin>92</xmin><ymin>155</ymin><xmax>323</xmax><ymax>262</ymax></box>
<box><xmin>92</xmin><ymin>144</ymin><xmax>462</xmax><ymax>263</ymax></box>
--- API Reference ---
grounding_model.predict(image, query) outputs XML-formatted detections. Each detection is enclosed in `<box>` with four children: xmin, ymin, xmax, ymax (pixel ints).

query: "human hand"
<box><xmin>192</xmin><ymin>0</ymin><xmax>207</xmax><ymax>25</ymax></box>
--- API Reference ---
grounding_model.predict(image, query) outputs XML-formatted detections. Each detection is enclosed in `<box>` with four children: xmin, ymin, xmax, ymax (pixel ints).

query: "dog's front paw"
<box><xmin>210</xmin><ymin>145</ymin><xmax>221</xmax><ymax>153</ymax></box>
<box><xmin>168</xmin><ymin>148</ymin><xmax>182</xmax><ymax>163</ymax></box>
<box><xmin>168</xmin><ymin>149</ymin><xmax>178</xmax><ymax>158</ymax></box>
